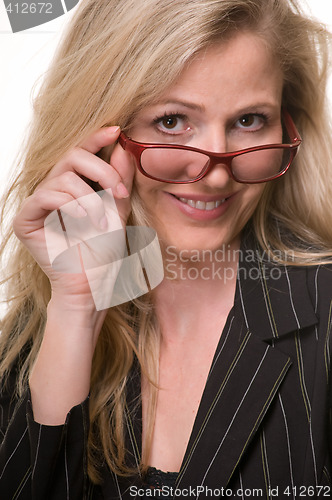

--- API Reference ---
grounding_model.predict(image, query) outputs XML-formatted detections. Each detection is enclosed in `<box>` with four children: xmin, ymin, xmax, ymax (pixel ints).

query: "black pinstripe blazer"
<box><xmin>1</xmin><ymin>233</ymin><xmax>332</xmax><ymax>499</ymax></box>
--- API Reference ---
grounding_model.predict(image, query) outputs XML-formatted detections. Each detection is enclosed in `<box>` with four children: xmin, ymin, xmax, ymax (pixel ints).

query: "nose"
<box><xmin>199</xmin><ymin>126</ymin><xmax>228</xmax><ymax>154</ymax></box>
<box><xmin>198</xmin><ymin>130</ymin><xmax>235</xmax><ymax>187</ymax></box>
<box><xmin>200</xmin><ymin>160</ymin><xmax>234</xmax><ymax>187</ymax></box>
<box><xmin>200</xmin><ymin>163</ymin><xmax>234</xmax><ymax>187</ymax></box>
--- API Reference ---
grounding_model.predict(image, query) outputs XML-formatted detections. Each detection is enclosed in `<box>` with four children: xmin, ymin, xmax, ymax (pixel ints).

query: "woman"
<box><xmin>1</xmin><ymin>0</ymin><xmax>332</xmax><ymax>498</ymax></box>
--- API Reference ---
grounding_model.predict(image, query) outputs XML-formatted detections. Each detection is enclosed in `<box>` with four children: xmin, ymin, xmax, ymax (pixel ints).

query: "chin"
<box><xmin>157</xmin><ymin>225</ymin><xmax>239</xmax><ymax>257</ymax></box>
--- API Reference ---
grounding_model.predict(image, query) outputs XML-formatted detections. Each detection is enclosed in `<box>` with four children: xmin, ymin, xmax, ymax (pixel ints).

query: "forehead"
<box><xmin>155</xmin><ymin>32</ymin><xmax>283</xmax><ymax>111</ymax></box>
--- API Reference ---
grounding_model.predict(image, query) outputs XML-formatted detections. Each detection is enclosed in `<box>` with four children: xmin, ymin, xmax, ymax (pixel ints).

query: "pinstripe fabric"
<box><xmin>0</xmin><ymin>233</ymin><xmax>332</xmax><ymax>499</ymax></box>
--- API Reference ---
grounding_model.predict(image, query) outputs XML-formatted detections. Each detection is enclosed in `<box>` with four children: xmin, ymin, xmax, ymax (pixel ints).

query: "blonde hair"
<box><xmin>1</xmin><ymin>0</ymin><xmax>332</xmax><ymax>481</ymax></box>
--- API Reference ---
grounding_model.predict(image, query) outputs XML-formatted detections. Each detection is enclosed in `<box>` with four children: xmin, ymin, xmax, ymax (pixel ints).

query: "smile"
<box><xmin>178</xmin><ymin>197</ymin><xmax>226</xmax><ymax>211</ymax></box>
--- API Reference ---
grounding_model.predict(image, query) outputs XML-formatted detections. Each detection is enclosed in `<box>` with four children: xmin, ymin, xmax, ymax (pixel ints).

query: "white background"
<box><xmin>0</xmin><ymin>0</ymin><xmax>331</xmax><ymax>197</ymax></box>
<box><xmin>0</xmin><ymin>2</ymin><xmax>78</xmax><ymax>195</ymax></box>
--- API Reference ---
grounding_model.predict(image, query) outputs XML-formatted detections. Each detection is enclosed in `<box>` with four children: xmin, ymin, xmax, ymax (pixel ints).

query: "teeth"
<box><xmin>206</xmin><ymin>201</ymin><xmax>217</xmax><ymax>210</ymax></box>
<box><xmin>187</xmin><ymin>199</ymin><xmax>196</xmax><ymax>208</ymax></box>
<box><xmin>178</xmin><ymin>197</ymin><xmax>226</xmax><ymax>210</ymax></box>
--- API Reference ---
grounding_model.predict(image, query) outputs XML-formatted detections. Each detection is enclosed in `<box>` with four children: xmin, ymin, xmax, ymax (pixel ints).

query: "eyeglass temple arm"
<box><xmin>282</xmin><ymin>108</ymin><xmax>302</xmax><ymax>144</ymax></box>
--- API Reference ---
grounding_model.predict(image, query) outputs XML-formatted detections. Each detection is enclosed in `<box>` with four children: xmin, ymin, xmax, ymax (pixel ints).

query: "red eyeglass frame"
<box><xmin>118</xmin><ymin>109</ymin><xmax>302</xmax><ymax>184</ymax></box>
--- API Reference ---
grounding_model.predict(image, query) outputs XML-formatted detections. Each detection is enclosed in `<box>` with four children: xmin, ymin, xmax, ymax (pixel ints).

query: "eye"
<box><xmin>161</xmin><ymin>116</ymin><xmax>180</xmax><ymax>129</ymax></box>
<box><xmin>235</xmin><ymin>114</ymin><xmax>267</xmax><ymax>130</ymax></box>
<box><xmin>154</xmin><ymin>113</ymin><xmax>189</xmax><ymax>134</ymax></box>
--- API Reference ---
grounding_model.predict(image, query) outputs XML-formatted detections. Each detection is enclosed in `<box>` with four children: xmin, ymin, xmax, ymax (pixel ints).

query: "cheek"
<box><xmin>133</xmin><ymin>169</ymin><xmax>164</xmax><ymax>200</ymax></box>
<box><xmin>241</xmin><ymin>184</ymin><xmax>267</xmax><ymax>216</ymax></box>
<box><xmin>132</xmin><ymin>171</ymin><xmax>148</xmax><ymax>202</ymax></box>
<box><xmin>250</xmin><ymin>185</ymin><xmax>266</xmax><ymax>202</ymax></box>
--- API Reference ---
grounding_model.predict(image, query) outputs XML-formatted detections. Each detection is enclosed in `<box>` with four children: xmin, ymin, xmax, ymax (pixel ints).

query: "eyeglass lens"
<box><xmin>140</xmin><ymin>146</ymin><xmax>292</xmax><ymax>183</ymax></box>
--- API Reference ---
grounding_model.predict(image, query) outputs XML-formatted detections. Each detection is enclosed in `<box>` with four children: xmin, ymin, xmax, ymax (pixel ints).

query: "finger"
<box><xmin>79</xmin><ymin>126</ymin><xmax>120</xmax><ymax>154</ymax></box>
<box><xmin>45</xmin><ymin>148</ymin><xmax>129</xmax><ymax>200</ymax></box>
<box><xmin>13</xmin><ymin>190</ymin><xmax>87</xmax><ymax>237</ymax></box>
<box><xmin>37</xmin><ymin>172</ymin><xmax>110</xmax><ymax>230</ymax></box>
<box><xmin>109</xmin><ymin>142</ymin><xmax>136</xmax><ymax>196</ymax></box>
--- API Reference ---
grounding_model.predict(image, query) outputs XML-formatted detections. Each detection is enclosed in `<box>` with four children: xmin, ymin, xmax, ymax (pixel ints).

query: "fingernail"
<box><xmin>99</xmin><ymin>215</ymin><xmax>108</xmax><ymax>231</ymax></box>
<box><xmin>116</xmin><ymin>182</ymin><xmax>130</xmax><ymax>198</ymax></box>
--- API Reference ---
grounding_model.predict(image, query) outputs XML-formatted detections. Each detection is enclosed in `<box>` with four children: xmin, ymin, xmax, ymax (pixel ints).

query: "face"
<box><xmin>120</xmin><ymin>32</ymin><xmax>284</xmax><ymax>254</ymax></box>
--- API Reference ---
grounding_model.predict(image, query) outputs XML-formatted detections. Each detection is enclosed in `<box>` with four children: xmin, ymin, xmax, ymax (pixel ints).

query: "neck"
<box><xmin>153</xmin><ymin>238</ymin><xmax>240</xmax><ymax>342</ymax></box>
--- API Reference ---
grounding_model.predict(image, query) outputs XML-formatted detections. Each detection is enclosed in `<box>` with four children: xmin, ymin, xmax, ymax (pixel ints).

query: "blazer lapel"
<box><xmin>176</xmin><ymin>312</ymin><xmax>292</xmax><ymax>495</ymax></box>
<box><xmin>237</xmin><ymin>235</ymin><xmax>318</xmax><ymax>340</ymax></box>
<box><xmin>102</xmin><ymin>319</ymin><xmax>292</xmax><ymax>500</ymax></box>
<box><xmin>175</xmin><ymin>234</ymin><xmax>318</xmax><ymax>496</ymax></box>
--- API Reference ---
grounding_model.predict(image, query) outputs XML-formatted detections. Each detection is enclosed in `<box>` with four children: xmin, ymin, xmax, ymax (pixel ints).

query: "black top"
<box><xmin>143</xmin><ymin>467</ymin><xmax>178</xmax><ymax>496</ymax></box>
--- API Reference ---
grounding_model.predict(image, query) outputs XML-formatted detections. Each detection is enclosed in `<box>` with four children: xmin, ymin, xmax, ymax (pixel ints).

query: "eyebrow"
<box><xmin>151</xmin><ymin>99</ymin><xmax>280</xmax><ymax>116</ymax></box>
<box><xmin>155</xmin><ymin>99</ymin><xmax>205</xmax><ymax>112</ymax></box>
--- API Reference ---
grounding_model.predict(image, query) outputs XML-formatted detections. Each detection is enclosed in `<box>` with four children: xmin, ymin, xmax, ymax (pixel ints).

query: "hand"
<box><xmin>13</xmin><ymin>126</ymin><xmax>135</xmax><ymax>307</ymax></box>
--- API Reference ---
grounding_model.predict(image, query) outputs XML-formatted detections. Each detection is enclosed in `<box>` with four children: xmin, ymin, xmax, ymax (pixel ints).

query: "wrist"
<box><xmin>47</xmin><ymin>294</ymin><xmax>107</xmax><ymax>342</ymax></box>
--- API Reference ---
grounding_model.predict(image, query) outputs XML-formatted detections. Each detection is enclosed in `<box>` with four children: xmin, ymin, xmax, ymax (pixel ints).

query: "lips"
<box><xmin>164</xmin><ymin>191</ymin><xmax>238</xmax><ymax>221</ymax></box>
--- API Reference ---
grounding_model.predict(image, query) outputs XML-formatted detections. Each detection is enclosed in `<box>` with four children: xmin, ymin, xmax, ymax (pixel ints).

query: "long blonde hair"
<box><xmin>1</xmin><ymin>0</ymin><xmax>332</xmax><ymax>481</ymax></box>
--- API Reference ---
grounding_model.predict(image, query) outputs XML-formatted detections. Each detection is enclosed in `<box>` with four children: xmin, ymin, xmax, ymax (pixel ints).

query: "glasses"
<box><xmin>118</xmin><ymin>110</ymin><xmax>302</xmax><ymax>184</ymax></box>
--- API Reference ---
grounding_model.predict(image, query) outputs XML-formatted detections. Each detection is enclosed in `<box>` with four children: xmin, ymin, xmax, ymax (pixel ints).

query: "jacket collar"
<box><xmin>236</xmin><ymin>230</ymin><xmax>318</xmax><ymax>340</ymax></box>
